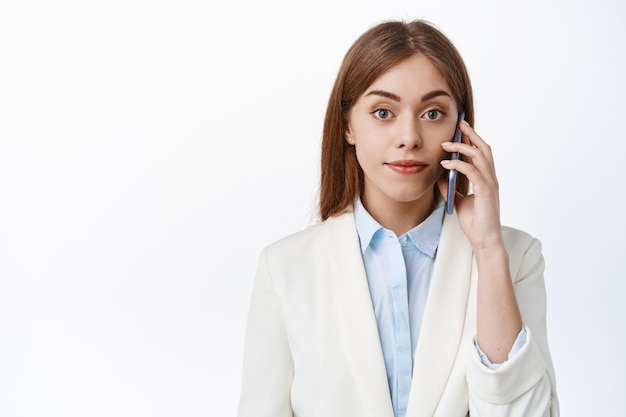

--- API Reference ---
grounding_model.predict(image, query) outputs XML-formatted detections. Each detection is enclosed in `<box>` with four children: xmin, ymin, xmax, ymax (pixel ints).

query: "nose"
<box><xmin>395</xmin><ymin>115</ymin><xmax>422</xmax><ymax>149</ymax></box>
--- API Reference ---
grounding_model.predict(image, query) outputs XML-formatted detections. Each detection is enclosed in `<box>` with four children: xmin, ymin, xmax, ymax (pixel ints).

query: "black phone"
<box><xmin>446</xmin><ymin>111</ymin><xmax>465</xmax><ymax>215</ymax></box>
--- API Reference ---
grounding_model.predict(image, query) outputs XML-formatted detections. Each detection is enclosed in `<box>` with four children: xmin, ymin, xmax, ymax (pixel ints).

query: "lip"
<box><xmin>385</xmin><ymin>159</ymin><xmax>427</xmax><ymax>174</ymax></box>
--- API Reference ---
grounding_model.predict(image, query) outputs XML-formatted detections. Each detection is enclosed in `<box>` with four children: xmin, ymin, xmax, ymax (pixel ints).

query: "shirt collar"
<box><xmin>354</xmin><ymin>198</ymin><xmax>445</xmax><ymax>258</ymax></box>
<box><xmin>354</xmin><ymin>199</ymin><xmax>382</xmax><ymax>254</ymax></box>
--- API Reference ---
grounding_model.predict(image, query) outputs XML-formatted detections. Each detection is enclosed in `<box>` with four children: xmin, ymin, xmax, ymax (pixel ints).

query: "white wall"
<box><xmin>1</xmin><ymin>0</ymin><xmax>624</xmax><ymax>415</ymax></box>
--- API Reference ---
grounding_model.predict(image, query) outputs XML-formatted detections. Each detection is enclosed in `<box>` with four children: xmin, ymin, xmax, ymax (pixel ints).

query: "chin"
<box><xmin>385</xmin><ymin>186</ymin><xmax>436</xmax><ymax>204</ymax></box>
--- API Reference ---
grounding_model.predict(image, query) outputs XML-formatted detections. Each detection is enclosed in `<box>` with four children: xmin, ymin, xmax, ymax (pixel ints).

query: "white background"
<box><xmin>1</xmin><ymin>0</ymin><xmax>624</xmax><ymax>415</ymax></box>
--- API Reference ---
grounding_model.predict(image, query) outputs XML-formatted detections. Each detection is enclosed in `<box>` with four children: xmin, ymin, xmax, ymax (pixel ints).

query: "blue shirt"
<box><xmin>354</xmin><ymin>199</ymin><xmax>525</xmax><ymax>417</ymax></box>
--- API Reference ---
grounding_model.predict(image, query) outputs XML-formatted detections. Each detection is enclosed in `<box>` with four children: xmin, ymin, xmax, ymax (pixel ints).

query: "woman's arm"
<box><xmin>439</xmin><ymin>123</ymin><xmax>558</xmax><ymax>415</ymax></box>
<box><xmin>467</xmin><ymin>236</ymin><xmax>559</xmax><ymax>416</ymax></box>
<box><xmin>440</xmin><ymin>120</ymin><xmax>522</xmax><ymax>361</ymax></box>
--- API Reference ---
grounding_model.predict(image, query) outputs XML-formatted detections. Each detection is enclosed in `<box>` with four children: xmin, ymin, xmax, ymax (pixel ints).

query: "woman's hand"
<box><xmin>438</xmin><ymin>121</ymin><xmax>522</xmax><ymax>363</ymax></box>
<box><xmin>438</xmin><ymin>120</ymin><xmax>504</xmax><ymax>252</ymax></box>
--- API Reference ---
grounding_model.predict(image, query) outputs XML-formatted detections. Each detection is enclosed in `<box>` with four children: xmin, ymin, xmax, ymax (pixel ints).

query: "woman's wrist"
<box><xmin>472</xmin><ymin>234</ymin><xmax>507</xmax><ymax>259</ymax></box>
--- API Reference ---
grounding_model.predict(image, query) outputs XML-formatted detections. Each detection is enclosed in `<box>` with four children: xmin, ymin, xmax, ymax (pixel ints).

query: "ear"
<box><xmin>345</xmin><ymin>126</ymin><xmax>354</xmax><ymax>145</ymax></box>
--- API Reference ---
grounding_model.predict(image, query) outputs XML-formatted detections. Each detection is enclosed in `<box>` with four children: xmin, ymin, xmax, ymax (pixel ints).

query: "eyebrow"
<box><xmin>364</xmin><ymin>89</ymin><xmax>451</xmax><ymax>102</ymax></box>
<box><xmin>421</xmin><ymin>89</ymin><xmax>451</xmax><ymax>102</ymax></box>
<box><xmin>365</xmin><ymin>90</ymin><xmax>401</xmax><ymax>101</ymax></box>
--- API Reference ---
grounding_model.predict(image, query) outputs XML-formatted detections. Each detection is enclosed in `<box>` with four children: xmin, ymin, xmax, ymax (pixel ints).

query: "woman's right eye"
<box><xmin>372</xmin><ymin>108</ymin><xmax>392</xmax><ymax>120</ymax></box>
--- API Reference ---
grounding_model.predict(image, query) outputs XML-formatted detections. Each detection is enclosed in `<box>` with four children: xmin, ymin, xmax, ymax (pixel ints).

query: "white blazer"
<box><xmin>238</xmin><ymin>211</ymin><xmax>559</xmax><ymax>417</ymax></box>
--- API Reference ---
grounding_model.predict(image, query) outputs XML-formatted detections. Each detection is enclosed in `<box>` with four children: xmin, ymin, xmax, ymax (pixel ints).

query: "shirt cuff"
<box><xmin>475</xmin><ymin>325</ymin><xmax>527</xmax><ymax>370</ymax></box>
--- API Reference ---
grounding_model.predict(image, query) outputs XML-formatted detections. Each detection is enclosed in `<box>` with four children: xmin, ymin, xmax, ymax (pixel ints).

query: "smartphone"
<box><xmin>446</xmin><ymin>111</ymin><xmax>465</xmax><ymax>215</ymax></box>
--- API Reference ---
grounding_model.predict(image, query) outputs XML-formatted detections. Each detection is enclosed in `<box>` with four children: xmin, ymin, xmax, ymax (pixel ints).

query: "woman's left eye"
<box><xmin>424</xmin><ymin>110</ymin><xmax>444</xmax><ymax>120</ymax></box>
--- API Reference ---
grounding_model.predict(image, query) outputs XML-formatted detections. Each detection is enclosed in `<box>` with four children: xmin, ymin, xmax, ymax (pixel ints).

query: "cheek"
<box><xmin>354</xmin><ymin>145</ymin><xmax>374</xmax><ymax>169</ymax></box>
<box><xmin>424</xmin><ymin>122</ymin><xmax>456</xmax><ymax>142</ymax></box>
<box><xmin>424</xmin><ymin>137</ymin><xmax>450</xmax><ymax>177</ymax></box>
<box><xmin>353</xmin><ymin>133</ymin><xmax>384</xmax><ymax>159</ymax></box>
<box><xmin>423</xmin><ymin>125</ymin><xmax>456</xmax><ymax>154</ymax></box>
<box><xmin>435</xmin><ymin>162</ymin><xmax>447</xmax><ymax>179</ymax></box>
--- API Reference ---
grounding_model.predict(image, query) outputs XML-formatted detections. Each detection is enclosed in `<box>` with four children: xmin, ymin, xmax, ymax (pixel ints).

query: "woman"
<box><xmin>238</xmin><ymin>20</ymin><xmax>559</xmax><ymax>417</ymax></box>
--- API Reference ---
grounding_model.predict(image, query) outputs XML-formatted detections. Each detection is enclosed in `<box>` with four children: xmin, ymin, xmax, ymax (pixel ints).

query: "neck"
<box><xmin>361</xmin><ymin>190</ymin><xmax>438</xmax><ymax>236</ymax></box>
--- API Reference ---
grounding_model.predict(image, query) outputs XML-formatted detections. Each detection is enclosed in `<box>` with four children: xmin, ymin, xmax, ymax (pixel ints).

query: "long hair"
<box><xmin>319</xmin><ymin>20</ymin><xmax>474</xmax><ymax>220</ymax></box>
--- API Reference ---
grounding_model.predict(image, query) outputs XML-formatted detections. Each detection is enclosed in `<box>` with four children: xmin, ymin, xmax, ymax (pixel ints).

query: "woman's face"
<box><xmin>346</xmin><ymin>53</ymin><xmax>460</xmax><ymax>210</ymax></box>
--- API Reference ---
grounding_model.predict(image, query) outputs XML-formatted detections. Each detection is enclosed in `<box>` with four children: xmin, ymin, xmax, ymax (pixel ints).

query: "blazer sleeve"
<box><xmin>466</xmin><ymin>236</ymin><xmax>560</xmax><ymax>417</ymax></box>
<box><xmin>238</xmin><ymin>248</ymin><xmax>294</xmax><ymax>417</ymax></box>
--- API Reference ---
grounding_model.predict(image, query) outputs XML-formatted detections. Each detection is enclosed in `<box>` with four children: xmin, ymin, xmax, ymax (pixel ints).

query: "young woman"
<box><xmin>238</xmin><ymin>20</ymin><xmax>559</xmax><ymax>417</ymax></box>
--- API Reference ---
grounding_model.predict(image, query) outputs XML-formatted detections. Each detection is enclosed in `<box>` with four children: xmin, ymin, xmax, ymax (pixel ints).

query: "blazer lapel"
<box><xmin>324</xmin><ymin>213</ymin><xmax>395</xmax><ymax>417</ymax></box>
<box><xmin>406</xmin><ymin>212</ymin><xmax>474</xmax><ymax>417</ymax></box>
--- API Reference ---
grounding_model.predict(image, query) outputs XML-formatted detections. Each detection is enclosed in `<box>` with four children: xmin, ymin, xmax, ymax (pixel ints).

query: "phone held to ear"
<box><xmin>446</xmin><ymin>111</ymin><xmax>465</xmax><ymax>215</ymax></box>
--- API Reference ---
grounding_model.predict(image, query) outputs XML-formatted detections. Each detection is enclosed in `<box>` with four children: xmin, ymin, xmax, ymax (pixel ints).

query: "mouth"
<box><xmin>385</xmin><ymin>160</ymin><xmax>427</xmax><ymax>174</ymax></box>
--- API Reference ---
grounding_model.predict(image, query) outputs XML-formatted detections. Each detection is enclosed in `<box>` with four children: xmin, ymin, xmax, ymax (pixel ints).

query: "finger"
<box><xmin>440</xmin><ymin>158</ymin><xmax>498</xmax><ymax>194</ymax></box>
<box><xmin>459</xmin><ymin>123</ymin><xmax>473</xmax><ymax>146</ymax></box>
<box><xmin>459</xmin><ymin>121</ymin><xmax>491</xmax><ymax>152</ymax></box>
<box><xmin>446</xmin><ymin>124</ymin><xmax>497</xmax><ymax>177</ymax></box>
<box><xmin>459</xmin><ymin>121</ymin><xmax>488</xmax><ymax>150</ymax></box>
<box><xmin>441</xmin><ymin>141</ymin><xmax>494</xmax><ymax>178</ymax></box>
<box><xmin>437</xmin><ymin>171</ymin><xmax>469</xmax><ymax>214</ymax></box>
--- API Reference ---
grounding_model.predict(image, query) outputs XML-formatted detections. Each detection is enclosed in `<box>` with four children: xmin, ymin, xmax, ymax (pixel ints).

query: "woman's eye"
<box><xmin>424</xmin><ymin>109</ymin><xmax>443</xmax><ymax>120</ymax></box>
<box><xmin>373</xmin><ymin>109</ymin><xmax>392</xmax><ymax>120</ymax></box>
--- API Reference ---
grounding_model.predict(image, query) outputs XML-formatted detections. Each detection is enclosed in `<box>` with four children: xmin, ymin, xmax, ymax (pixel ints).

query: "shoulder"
<box><xmin>501</xmin><ymin>225</ymin><xmax>538</xmax><ymax>252</ymax></box>
<box><xmin>262</xmin><ymin>211</ymin><xmax>356</xmax><ymax>265</ymax></box>
<box><xmin>254</xmin><ymin>212</ymin><xmax>359</xmax><ymax>294</ymax></box>
<box><xmin>266</xmin><ymin>214</ymin><xmax>344</xmax><ymax>250</ymax></box>
<box><xmin>500</xmin><ymin>225</ymin><xmax>544</xmax><ymax>283</ymax></box>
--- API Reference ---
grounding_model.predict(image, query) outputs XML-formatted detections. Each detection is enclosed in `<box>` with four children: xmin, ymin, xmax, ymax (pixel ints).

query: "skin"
<box><xmin>345</xmin><ymin>53</ymin><xmax>522</xmax><ymax>363</ymax></box>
